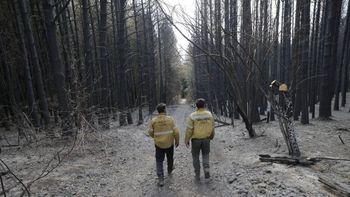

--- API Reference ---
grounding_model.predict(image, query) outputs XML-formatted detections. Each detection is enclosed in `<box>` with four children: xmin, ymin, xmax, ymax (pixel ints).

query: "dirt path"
<box><xmin>1</xmin><ymin>103</ymin><xmax>350</xmax><ymax>196</ymax></box>
<box><xmin>141</xmin><ymin>103</ymin><xmax>227</xmax><ymax>197</ymax></box>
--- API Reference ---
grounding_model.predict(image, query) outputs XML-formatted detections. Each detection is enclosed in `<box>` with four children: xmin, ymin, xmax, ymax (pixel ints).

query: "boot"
<box><xmin>204</xmin><ymin>172</ymin><xmax>210</xmax><ymax>179</ymax></box>
<box><xmin>195</xmin><ymin>173</ymin><xmax>200</xmax><ymax>182</ymax></box>
<box><xmin>158</xmin><ymin>177</ymin><xmax>164</xmax><ymax>187</ymax></box>
<box><xmin>168</xmin><ymin>167</ymin><xmax>174</xmax><ymax>176</ymax></box>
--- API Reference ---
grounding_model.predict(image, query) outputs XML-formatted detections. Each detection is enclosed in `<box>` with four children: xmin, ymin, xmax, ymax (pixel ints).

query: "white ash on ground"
<box><xmin>0</xmin><ymin>103</ymin><xmax>349</xmax><ymax>196</ymax></box>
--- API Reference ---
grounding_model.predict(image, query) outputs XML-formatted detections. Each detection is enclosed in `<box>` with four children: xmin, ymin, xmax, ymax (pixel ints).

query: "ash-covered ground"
<box><xmin>1</xmin><ymin>101</ymin><xmax>349</xmax><ymax>196</ymax></box>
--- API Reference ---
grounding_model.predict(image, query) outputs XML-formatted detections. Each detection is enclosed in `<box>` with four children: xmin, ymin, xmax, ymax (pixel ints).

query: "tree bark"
<box><xmin>18</xmin><ymin>0</ymin><xmax>50</xmax><ymax>126</ymax></box>
<box><xmin>0</xmin><ymin>34</ymin><xmax>22</xmax><ymax>123</ymax></box>
<box><xmin>42</xmin><ymin>0</ymin><xmax>72</xmax><ymax>133</ymax></box>
<box><xmin>98</xmin><ymin>0</ymin><xmax>110</xmax><ymax>129</ymax></box>
<box><xmin>300</xmin><ymin>0</ymin><xmax>310</xmax><ymax>124</ymax></box>
<box><xmin>282</xmin><ymin>0</ymin><xmax>292</xmax><ymax>85</ymax></box>
<box><xmin>115</xmin><ymin>0</ymin><xmax>132</xmax><ymax>126</ymax></box>
<box><xmin>310</xmin><ymin>0</ymin><xmax>321</xmax><ymax>118</ymax></box>
<box><xmin>341</xmin><ymin>1</ymin><xmax>350</xmax><ymax>107</ymax></box>
<box><xmin>157</xmin><ymin>10</ymin><xmax>165</xmax><ymax>103</ymax></box>
<box><xmin>147</xmin><ymin>0</ymin><xmax>157</xmax><ymax>108</ymax></box>
<box><xmin>271</xmin><ymin>0</ymin><xmax>280</xmax><ymax>122</ymax></box>
<box><xmin>132</xmin><ymin>0</ymin><xmax>144</xmax><ymax>124</ymax></box>
<box><xmin>82</xmin><ymin>0</ymin><xmax>93</xmax><ymax>113</ymax></box>
<box><xmin>319</xmin><ymin>0</ymin><xmax>342</xmax><ymax>119</ymax></box>
<box><xmin>242</xmin><ymin>0</ymin><xmax>259</xmax><ymax>127</ymax></box>
<box><xmin>293</xmin><ymin>0</ymin><xmax>301</xmax><ymax>121</ymax></box>
<box><xmin>140</xmin><ymin>0</ymin><xmax>154</xmax><ymax>115</ymax></box>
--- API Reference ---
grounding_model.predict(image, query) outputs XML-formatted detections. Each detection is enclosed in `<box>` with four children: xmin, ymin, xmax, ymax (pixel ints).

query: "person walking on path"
<box><xmin>185</xmin><ymin>98</ymin><xmax>215</xmax><ymax>181</ymax></box>
<box><xmin>149</xmin><ymin>103</ymin><xmax>180</xmax><ymax>187</ymax></box>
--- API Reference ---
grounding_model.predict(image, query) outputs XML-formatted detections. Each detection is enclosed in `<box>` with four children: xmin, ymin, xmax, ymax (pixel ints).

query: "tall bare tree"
<box><xmin>319</xmin><ymin>0</ymin><xmax>342</xmax><ymax>119</ymax></box>
<box><xmin>18</xmin><ymin>0</ymin><xmax>50</xmax><ymax>126</ymax></box>
<box><xmin>42</xmin><ymin>0</ymin><xmax>72</xmax><ymax>133</ymax></box>
<box><xmin>98</xmin><ymin>0</ymin><xmax>110</xmax><ymax>128</ymax></box>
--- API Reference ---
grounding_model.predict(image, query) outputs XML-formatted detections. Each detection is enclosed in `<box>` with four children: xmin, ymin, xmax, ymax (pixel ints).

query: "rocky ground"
<box><xmin>1</xmin><ymin>101</ymin><xmax>350</xmax><ymax>196</ymax></box>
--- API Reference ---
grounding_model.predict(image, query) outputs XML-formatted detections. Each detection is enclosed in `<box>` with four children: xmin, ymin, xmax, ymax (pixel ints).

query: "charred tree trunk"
<box><xmin>140</xmin><ymin>0</ymin><xmax>154</xmax><ymax>115</ymax></box>
<box><xmin>293</xmin><ymin>0</ymin><xmax>302</xmax><ymax>121</ymax></box>
<box><xmin>70</xmin><ymin>1</ymin><xmax>82</xmax><ymax>81</ymax></box>
<box><xmin>42</xmin><ymin>0</ymin><xmax>72</xmax><ymax>133</ymax></box>
<box><xmin>282</xmin><ymin>0</ymin><xmax>291</xmax><ymax>85</ymax></box>
<box><xmin>115</xmin><ymin>0</ymin><xmax>132</xmax><ymax>126</ymax></box>
<box><xmin>98</xmin><ymin>0</ymin><xmax>110</xmax><ymax>129</ymax></box>
<box><xmin>18</xmin><ymin>0</ymin><xmax>50</xmax><ymax>126</ymax></box>
<box><xmin>319</xmin><ymin>0</ymin><xmax>342</xmax><ymax>119</ymax></box>
<box><xmin>242</xmin><ymin>0</ymin><xmax>258</xmax><ymax>134</ymax></box>
<box><xmin>300</xmin><ymin>0</ymin><xmax>310</xmax><ymax>124</ymax></box>
<box><xmin>0</xmin><ymin>34</ymin><xmax>22</xmax><ymax>122</ymax></box>
<box><xmin>132</xmin><ymin>0</ymin><xmax>144</xmax><ymax>125</ymax></box>
<box><xmin>270</xmin><ymin>82</ymin><xmax>301</xmax><ymax>157</ymax></box>
<box><xmin>270</xmin><ymin>0</ymin><xmax>280</xmax><ymax>122</ymax></box>
<box><xmin>334</xmin><ymin>0</ymin><xmax>349</xmax><ymax>111</ymax></box>
<box><xmin>82</xmin><ymin>0</ymin><xmax>93</xmax><ymax>115</ymax></box>
<box><xmin>147</xmin><ymin>0</ymin><xmax>157</xmax><ymax>113</ymax></box>
<box><xmin>157</xmin><ymin>10</ymin><xmax>165</xmax><ymax>103</ymax></box>
<box><xmin>310</xmin><ymin>0</ymin><xmax>321</xmax><ymax>118</ymax></box>
<box><xmin>341</xmin><ymin>1</ymin><xmax>350</xmax><ymax>108</ymax></box>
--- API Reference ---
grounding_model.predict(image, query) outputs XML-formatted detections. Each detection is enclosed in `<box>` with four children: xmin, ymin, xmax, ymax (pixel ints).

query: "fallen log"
<box><xmin>308</xmin><ymin>156</ymin><xmax>350</xmax><ymax>162</ymax></box>
<box><xmin>1</xmin><ymin>144</ymin><xmax>20</xmax><ymax>148</ymax></box>
<box><xmin>259</xmin><ymin>155</ymin><xmax>350</xmax><ymax>166</ymax></box>
<box><xmin>319</xmin><ymin>176</ymin><xmax>350</xmax><ymax>197</ymax></box>
<box><xmin>259</xmin><ymin>154</ymin><xmax>315</xmax><ymax>166</ymax></box>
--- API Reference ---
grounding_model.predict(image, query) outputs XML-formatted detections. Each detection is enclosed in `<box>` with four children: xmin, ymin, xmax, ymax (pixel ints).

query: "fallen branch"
<box><xmin>319</xmin><ymin>176</ymin><xmax>350</xmax><ymax>197</ymax></box>
<box><xmin>0</xmin><ymin>182</ymin><xmax>21</xmax><ymax>196</ymax></box>
<box><xmin>259</xmin><ymin>154</ymin><xmax>315</xmax><ymax>166</ymax></box>
<box><xmin>257</xmin><ymin>117</ymin><xmax>267</xmax><ymax>122</ymax></box>
<box><xmin>1</xmin><ymin>134</ymin><xmax>19</xmax><ymax>147</ymax></box>
<box><xmin>259</xmin><ymin>154</ymin><xmax>350</xmax><ymax>166</ymax></box>
<box><xmin>338</xmin><ymin>135</ymin><xmax>345</xmax><ymax>144</ymax></box>
<box><xmin>215</xmin><ymin>124</ymin><xmax>232</xmax><ymax>128</ymax></box>
<box><xmin>214</xmin><ymin>119</ymin><xmax>232</xmax><ymax>128</ymax></box>
<box><xmin>0</xmin><ymin>159</ymin><xmax>30</xmax><ymax>196</ymax></box>
<box><xmin>336</xmin><ymin>128</ymin><xmax>349</xmax><ymax>132</ymax></box>
<box><xmin>25</xmin><ymin>133</ymin><xmax>78</xmax><ymax>193</ymax></box>
<box><xmin>309</xmin><ymin>157</ymin><xmax>350</xmax><ymax>162</ymax></box>
<box><xmin>1</xmin><ymin>145</ymin><xmax>20</xmax><ymax>148</ymax></box>
<box><xmin>0</xmin><ymin>173</ymin><xmax>5</xmax><ymax>197</ymax></box>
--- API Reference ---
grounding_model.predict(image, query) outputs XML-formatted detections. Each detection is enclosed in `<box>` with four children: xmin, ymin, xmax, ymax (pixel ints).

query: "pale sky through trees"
<box><xmin>161</xmin><ymin>0</ymin><xmax>196</xmax><ymax>57</ymax></box>
<box><xmin>161</xmin><ymin>0</ymin><xmax>350</xmax><ymax>59</ymax></box>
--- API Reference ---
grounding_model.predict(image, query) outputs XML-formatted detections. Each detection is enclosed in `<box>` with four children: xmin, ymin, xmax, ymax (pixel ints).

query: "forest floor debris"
<box><xmin>0</xmin><ymin>103</ymin><xmax>350</xmax><ymax>196</ymax></box>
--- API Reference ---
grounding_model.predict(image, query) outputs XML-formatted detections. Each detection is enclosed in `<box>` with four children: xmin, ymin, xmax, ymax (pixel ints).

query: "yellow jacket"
<box><xmin>185</xmin><ymin>108</ymin><xmax>215</xmax><ymax>144</ymax></box>
<box><xmin>149</xmin><ymin>113</ymin><xmax>180</xmax><ymax>149</ymax></box>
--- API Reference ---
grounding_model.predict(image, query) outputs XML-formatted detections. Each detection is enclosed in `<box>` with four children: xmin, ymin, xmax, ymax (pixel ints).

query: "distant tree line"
<box><xmin>0</xmin><ymin>0</ymin><xmax>182</xmax><ymax>135</ymax></box>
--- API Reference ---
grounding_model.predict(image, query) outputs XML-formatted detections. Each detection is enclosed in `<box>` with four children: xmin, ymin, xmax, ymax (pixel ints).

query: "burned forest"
<box><xmin>0</xmin><ymin>0</ymin><xmax>349</xmax><ymax>196</ymax></box>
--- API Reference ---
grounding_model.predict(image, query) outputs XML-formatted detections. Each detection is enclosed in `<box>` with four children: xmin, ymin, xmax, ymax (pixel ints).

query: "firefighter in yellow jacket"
<box><xmin>149</xmin><ymin>103</ymin><xmax>179</xmax><ymax>187</ymax></box>
<box><xmin>185</xmin><ymin>98</ymin><xmax>215</xmax><ymax>181</ymax></box>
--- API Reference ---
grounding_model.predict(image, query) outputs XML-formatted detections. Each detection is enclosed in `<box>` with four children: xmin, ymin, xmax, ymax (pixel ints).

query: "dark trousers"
<box><xmin>155</xmin><ymin>145</ymin><xmax>174</xmax><ymax>178</ymax></box>
<box><xmin>191</xmin><ymin>139</ymin><xmax>210</xmax><ymax>175</ymax></box>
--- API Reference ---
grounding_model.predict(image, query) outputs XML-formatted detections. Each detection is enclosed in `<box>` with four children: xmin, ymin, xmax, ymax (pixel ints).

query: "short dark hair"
<box><xmin>156</xmin><ymin>103</ymin><xmax>166</xmax><ymax>113</ymax></box>
<box><xmin>195</xmin><ymin>98</ymin><xmax>206</xmax><ymax>108</ymax></box>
